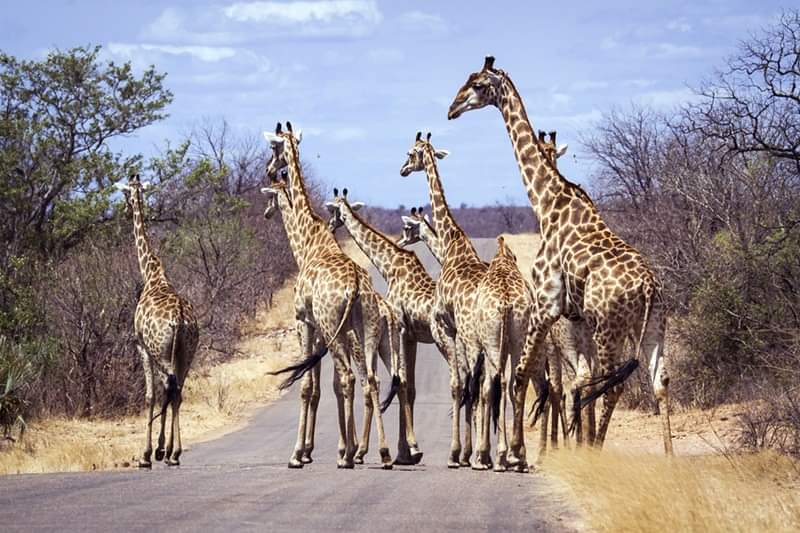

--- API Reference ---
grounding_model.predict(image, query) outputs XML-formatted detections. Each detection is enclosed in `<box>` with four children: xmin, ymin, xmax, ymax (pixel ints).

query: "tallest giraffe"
<box><xmin>448</xmin><ymin>56</ymin><xmax>673</xmax><ymax>455</ymax></box>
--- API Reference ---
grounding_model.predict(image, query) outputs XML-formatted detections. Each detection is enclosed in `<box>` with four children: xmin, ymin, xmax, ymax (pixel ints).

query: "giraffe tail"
<box><xmin>268</xmin><ymin>281</ymin><xmax>358</xmax><ymax>390</ymax></box>
<box><xmin>379</xmin><ymin>375</ymin><xmax>401</xmax><ymax>413</ymax></box>
<box><xmin>150</xmin><ymin>320</ymin><xmax>181</xmax><ymax>424</ymax></box>
<box><xmin>464</xmin><ymin>351</ymin><xmax>484</xmax><ymax>409</ymax></box>
<box><xmin>634</xmin><ymin>277</ymin><xmax>656</xmax><ymax>364</ymax></box>
<box><xmin>528</xmin><ymin>360</ymin><xmax>550</xmax><ymax>427</ymax></box>
<box><xmin>269</xmin><ymin>344</ymin><xmax>329</xmax><ymax>390</ymax></box>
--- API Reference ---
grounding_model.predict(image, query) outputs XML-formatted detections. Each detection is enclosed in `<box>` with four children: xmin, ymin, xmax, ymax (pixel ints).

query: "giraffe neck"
<box><xmin>421</xmin><ymin>148</ymin><xmax>479</xmax><ymax>262</ymax></box>
<box><xmin>340</xmin><ymin>203</ymin><xmax>399</xmax><ymax>281</ymax></box>
<box><xmin>496</xmin><ymin>75</ymin><xmax>574</xmax><ymax>234</ymax></box>
<box><xmin>130</xmin><ymin>188</ymin><xmax>166</xmax><ymax>285</ymax></box>
<box><xmin>282</xmin><ymin>140</ymin><xmax>339</xmax><ymax>265</ymax></box>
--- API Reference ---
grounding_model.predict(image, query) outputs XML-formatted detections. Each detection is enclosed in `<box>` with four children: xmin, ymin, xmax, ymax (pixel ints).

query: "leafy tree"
<box><xmin>0</xmin><ymin>45</ymin><xmax>171</xmax><ymax>338</ymax></box>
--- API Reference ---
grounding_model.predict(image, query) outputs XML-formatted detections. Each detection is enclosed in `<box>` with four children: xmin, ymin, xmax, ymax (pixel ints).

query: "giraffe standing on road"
<box><xmin>261</xmin><ymin>123</ymin><xmax>394</xmax><ymax>469</ymax></box>
<box><xmin>448</xmin><ymin>57</ymin><xmax>673</xmax><ymax>463</ymax></box>
<box><xmin>116</xmin><ymin>174</ymin><xmax>199</xmax><ymax>468</ymax></box>
<box><xmin>326</xmin><ymin>187</ymin><xmax>459</xmax><ymax>465</ymax></box>
<box><xmin>400</xmin><ymin>133</ymin><xmax>533</xmax><ymax>470</ymax></box>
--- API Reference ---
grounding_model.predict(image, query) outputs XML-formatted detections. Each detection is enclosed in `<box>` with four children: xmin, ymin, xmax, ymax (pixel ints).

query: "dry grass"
<box><xmin>0</xmin><ymin>279</ymin><xmax>298</xmax><ymax>475</ymax></box>
<box><xmin>543</xmin><ymin>448</ymin><xmax>800</xmax><ymax>533</ymax></box>
<box><xmin>499</xmin><ymin>232</ymin><xmax>540</xmax><ymax>281</ymax></box>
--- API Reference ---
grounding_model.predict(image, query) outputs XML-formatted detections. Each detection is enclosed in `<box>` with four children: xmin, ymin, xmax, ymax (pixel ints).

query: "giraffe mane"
<box><xmin>345</xmin><ymin>201</ymin><xmax>420</xmax><ymax>260</ymax></box>
<box><xmin>498</xmin><ymin>70</ymin><xmax>596</xmax><ymax>208</ymax></box>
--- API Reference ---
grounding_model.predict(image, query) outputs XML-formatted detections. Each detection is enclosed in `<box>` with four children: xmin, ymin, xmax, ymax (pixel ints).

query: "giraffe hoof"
<box><xmin>494</xmin><ymin>463</ymin><xmax>508</xmax><ymax>473</ymax></box>
<box><xmin>288</xmin><ymin>459</ymin><xmax>304</xmax><ymax>469</ymax></box>
<box><xmin>300</xmin><ymin>453</ymin><xmax>313</xmax><ymax>464</ymax></box>
<box><xmin>165</xmin><ymin>458</ymin><xmax>180</xmax><ymax>467</ymax></box>
<box><xmin>337</xmin><ymin>459</ymin><xmax>355</xmax><ymax>469</ymax></box>
<box><xmin>471</xmin><ymin>462</ymin><xmax>489</xmax><ymax>471</ymax></box>
<box><xmin>410</xmin><ymin>448</ymin><xmax>424</xmax><ymax>464</ymax></box>
<box><xmin>154</xmin><ymin>449</ymin><xmax>165</xmax><ymax>461</ymax></box>
<box><xmin>137</xmin><ymin>460</ymin><xmax>152</xmax><ymax>469</ymax></box>
<box><xmin>459</xmin><ymin>459</ymin><xmax>471</xmax><ymax>468</ymax></box>
<box><xmin>393</xmin><ymin>454</ymin><xmax>415</xmax><ymax>466</ymax></box>
<box><xmin>447</xmin><ymin>460</ymin><xmax>461</xmax><ymax>469</ymax></box>
<box><xmin>514</xmin><ymin>463</ymin><xmax>530</xmax><ymax>474</ymax></box>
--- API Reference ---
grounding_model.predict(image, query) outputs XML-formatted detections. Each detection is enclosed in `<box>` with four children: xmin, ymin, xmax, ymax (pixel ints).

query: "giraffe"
<box><xmin>399</xmin><ymin>207</ymin><xmax>564</xmax><ymax>471</ymax></box>
<box><xmin>531</xmin><ymin>129</ymin><xmax>599</xmax><ymax>452</ymax></box>
<box><xmin>448</xmin><ymin>56</ymin><xmax>673</xmax><ymax>461</ymax></box>
<box><xmin>115</xmin><ymin>174</ymin><xmax>199</xmax><ymax>468</ymax></box>
<box><xmin>399</xmin><ymin>132</ymin><xmax>533</xmax><ymax>470</ymax></box>
<box><xmin>326</xmin><ymin>188</ymin><xmax>460</xmax><ymax>465</ymax></box>
<box><xmin>261</xmin><ymin>122</ymin><xmax>394</xmax><ymax>469</ymax></box>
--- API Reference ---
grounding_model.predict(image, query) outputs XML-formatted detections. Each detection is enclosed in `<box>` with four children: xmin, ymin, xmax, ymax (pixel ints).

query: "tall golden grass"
<box><xmin>544</xmin><ymin>448</ymin><xmax>800</xmax><ymax>532</ymax></box>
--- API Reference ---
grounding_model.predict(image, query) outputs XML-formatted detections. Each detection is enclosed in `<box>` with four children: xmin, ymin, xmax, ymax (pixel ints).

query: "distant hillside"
<box><xmin>357</xmin><ymin>204</ymin><xmax>538</xmax><ymax>237</ymax></box>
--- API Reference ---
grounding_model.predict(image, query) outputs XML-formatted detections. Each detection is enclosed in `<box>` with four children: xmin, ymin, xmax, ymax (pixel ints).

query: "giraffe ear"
<box><xmin>423</xmin><ymin>214</ymin><xmax>431</xmax><ymax>223</ymax></box>
<box><xmin>555</xmin><ymin>144</ymin><xmax>568</xmax><ymax>158</ymax></box>
<box><xmin>140</xmin><ymin>181</ymin><xmax>152</xmax><ymax>191</ymax></box>
<box><xmin>294</xmin><ymin>129</ymin><xmax>303</xmax><ymax>144</ymax></box>
<box><xmin>350</xmin><ymin>202</ymin><xmax>365</xmax><ymax>211</ymax></box>
<box><xmin>263</xmin><ymin>131</ymin><xmax>285</xmax><ymax>145</ymax></box>
<box><xmin>260</xmin><ymin>186</ymin><xmax>278</xmax><ymax>195</ymax></box>
<box><xmin>434</xmin><ymin>149</ymin><xmax>450</xmax><ymax>160</ymax></box>
<box><xmin>401</xmin><ymin>216</ymin><xmax>420</xmax><ymax>226</ymax></box>
<box><xmin>113</xmin><ymin>182</ymin><xmax>129</xmax><ymax>192</ymax></box>
<box><xmin>324</xmin><ymin>201</ymin><xmax>337</xmax><ymax>213</ymax></box>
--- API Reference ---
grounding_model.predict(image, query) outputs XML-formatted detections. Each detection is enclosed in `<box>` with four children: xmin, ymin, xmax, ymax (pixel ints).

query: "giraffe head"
<box><xmin>114</xmin><ymin>173</ymin><xmax>151</xmax><ymax>216</ymax></box>
<box><xmin>260</xmin><ymin>170</ymin><xmax>291</xmax><ymax>219</ymax></box>
<box><xmin>538</xmin><ymin>130</ymin><xmax>568</xmax><ymax>166</ymax></box>
<box><xmin>263</xmin><ymin>121</ymin><xmax>303</xmax><ymax>181</ymax></box>
<box><xmin>399</xmin><ymin>131</ymin><xmax>449</xmax><ymax>176</ymax></box>
<box><xmin>325</xmin><ymin>187</ymin><xmax>365</xmax><ymax>232</ymax></box>
<box><xmin>397</xmin><ymin>206</ymin><xmax>436</xmax><ymax>247</ymax></box>
<box><xmin>447</xmin><ymin>55</ymin><xmax>505</xmax><ymax>120</ymax></box>
<box><xmin>494</xmin><ymin>235</ymin><xmax>517</xmax><ymax>263</ymax></box>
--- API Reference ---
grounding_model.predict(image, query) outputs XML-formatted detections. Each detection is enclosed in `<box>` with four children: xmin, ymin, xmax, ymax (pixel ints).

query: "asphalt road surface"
<box><xmin>0</xmin><ymin>239</ymin><xmax>580</xmax><ymax>532</ymax></box>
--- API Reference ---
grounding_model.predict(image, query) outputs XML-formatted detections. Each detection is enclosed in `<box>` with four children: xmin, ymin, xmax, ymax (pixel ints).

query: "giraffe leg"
<box><xmin>473</xmin><ymin>362</ymin><xmax>492</xmax><ymax>471</ymax></box>
<box><xmin>645</xmin><ymin>310</ymin><xmax>673</xmax><ymax>455</ymax></box>
<box><xmin>166</xmin><ymin>386</ymin><xmax>183</xmax><ymax>466</ymax></box>
<box><xmin>447</xmin><ymin>338</ymin><xmax>463</xmax><ymax>469</ymax></box>
<box><xmin>332</xmin><ymin>367</ymin><xmax>347</xmax><ymax>463</ymax></box>
<box><xmin>494</xmin><ymin>365</ymin><xmax>509</xmax><ymax>472</ymax></box>
<box><xmin>328</xmin><ymin>330</ymin><xmax>357</xmax><ymax>469</ymax></box>
<box><xmin>301</xmin><ymin>362</ymin><xmax>322</xmax><ymax>464</ymax></box>
<box><xmin>395</xmin><ymin>336</ymin><xmax>422</xmax><ymax>465</ymax></box>
<box><xmin>459</xmin><ymin>341</ymin><xmax>476</xmax><ymax>467</ymax></box>
<box><xmin>512</xmin><ymin>321</ymin><xmax>556</xmax><ymax>473</ymax></box>
<box><xmin>288</xmin><ymin>322</ymin><xmax>315</xmax><ymax>468</ymax></box>
<box><xmin>361</xmin><ymin>320</ymin><xmax>393</xmax><ymax>469</ymax></box>
<box><xmin>589</xmin><ymin>328</ymin><xmax>626</xmax><ymax>449</ymax></box>
<box><xmin>138</xmin><ymin>345</ymin><xmax>155</xmax><ymax>468</ymax></box>
<box><xmin>355</xmin><ymin>380</ymin><xmax>372</xmax><ymax>463</ymax></box>
<box><xmin>550</xmin><ymin>352</ymin><xmax>563</xmax><ymax>450</ymax></box>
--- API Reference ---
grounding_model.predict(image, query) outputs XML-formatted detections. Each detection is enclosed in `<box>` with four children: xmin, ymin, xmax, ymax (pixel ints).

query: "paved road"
<box><xmin>0</xmin><ymin>239</ymin><xmax>579</xmax><ymax>532</ymax></box>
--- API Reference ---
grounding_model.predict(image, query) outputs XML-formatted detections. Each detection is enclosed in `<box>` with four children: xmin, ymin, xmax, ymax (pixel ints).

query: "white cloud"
<box><xmin>666</xmin><ymin>19</ymin><xmax>692</xmax><ymax>33</ymax></box>
<box><xmin>142</xmin><ymin>1</ymin><xmax>383</xmax><ymax>44</ymax></box>
<box><xmin>330</xmin><ymin>126</ymin><xmax>367</xmax><ymax>142</ymax></box>
<box><xmin>648</xmin><ymin>42</ymin><xmax>707</xmax><ymax>59</ymax></box>
<box><xmin>398</xmin><ymin>11</ymin><xmax>448</xmax><ymax>35</ymax></box>
<box><xmin>367</xmin><ymin>48</ymin><xmax>404</xmax><ymax>64</ymax></box>
<box><xmin>600</xmin><ymin>35</ymin><xmax>619</xmax><ymax>50</ymax></box>
<box><xmin>224</xmin><ymin>0</ymin><xmax>381</xmax><ymax>25</ymax></box>
<box><xmin>570</xmin><ymin>80</ymin><xmax>609</xmax><ymax>92</ymax></box>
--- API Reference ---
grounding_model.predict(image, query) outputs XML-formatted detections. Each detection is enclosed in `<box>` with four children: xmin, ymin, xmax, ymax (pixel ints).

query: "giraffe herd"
<box><xmin>119</xmin><ymin>56</ymin><xmax>673</xmax><ymax>471</ymax></box>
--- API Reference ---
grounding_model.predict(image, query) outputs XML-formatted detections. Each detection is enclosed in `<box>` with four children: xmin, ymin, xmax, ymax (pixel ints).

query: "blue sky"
<box><xmin>0</xmin><ymin>1</ymin><xmax>788</xmax><ymax>207</ymax></box>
